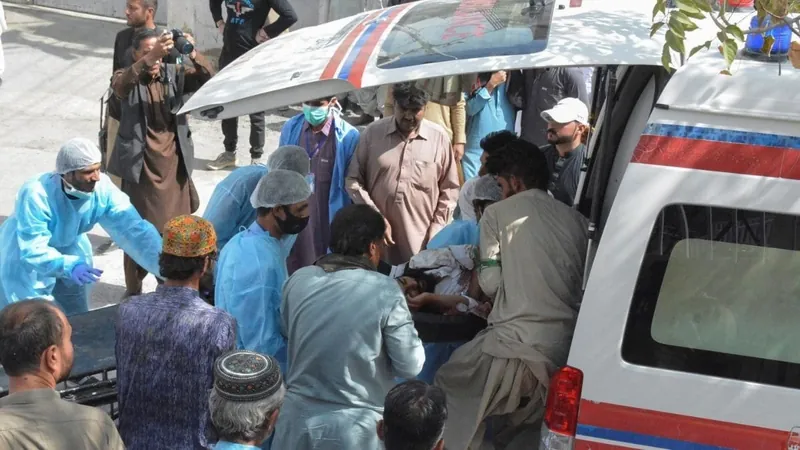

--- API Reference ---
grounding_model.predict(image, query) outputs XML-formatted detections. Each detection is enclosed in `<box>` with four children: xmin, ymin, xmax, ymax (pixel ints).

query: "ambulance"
<box><xmin>180</xmin><ymin>0</ymin><xmax>800</xmax><ymax>448</ymax></box>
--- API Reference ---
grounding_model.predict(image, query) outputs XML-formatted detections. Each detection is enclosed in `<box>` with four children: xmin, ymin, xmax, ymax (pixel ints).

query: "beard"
<box><xmin>56</xmin><ymin>359</ymin><xmax>74</xmax><ymax>383</ymax></box>
<box><xmin>547</xmin><ymin>134</ymin><xmax>573</xmax><ymax>145</ymax></box>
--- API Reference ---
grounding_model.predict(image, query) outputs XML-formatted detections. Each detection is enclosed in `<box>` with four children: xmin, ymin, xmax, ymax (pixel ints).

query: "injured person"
<box><xmin>396</xmin><ymin>245</ymin><xmax>492</xmax><ymax>319</ymax></box>
<box><xmin>392</xmin><ymin>244</ymin><xmax>492</xmax><ymax>385</ymax></box>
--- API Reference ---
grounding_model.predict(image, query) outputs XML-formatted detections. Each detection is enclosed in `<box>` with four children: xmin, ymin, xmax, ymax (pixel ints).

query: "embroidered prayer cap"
<box><xmin>162</xmin><ymin>215</ymin><xmax>217</xmax><ymax>257</ymax></box>
<box><xmin>213</xmin><ymin>350</ymin><xmax>283</xmax><ymax>402</ymax></box>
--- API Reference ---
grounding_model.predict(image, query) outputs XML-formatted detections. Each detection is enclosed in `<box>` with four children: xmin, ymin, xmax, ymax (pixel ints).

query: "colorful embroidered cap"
<box><xmin>213</xmin><ymin>350</ymin><xmax>283</xmax><ymax>402</ymax></box>
<box><xmin>162</xmin><ymin>215</ymin><xmax>217</xmax><ymax>257</ymax></box>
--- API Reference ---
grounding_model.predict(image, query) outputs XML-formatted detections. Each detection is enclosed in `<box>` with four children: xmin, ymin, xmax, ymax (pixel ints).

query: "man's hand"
<box><xmin>486</xmin><ymin>70</ymin><xmax>507</xmax><ymax>92</ymax></box>
<box><xmin>185</xmin><ymin>33</ymin><xmax>198</xmax><ymax>60</ymax></box>
<box><xmin>256</xmin><ymin>28</ymin><xmax>269</xmax><ymax>44</ymax></box>
<box><xmin>407</xmin><ymin>292</ymin><xmax>433</xmax><ymax>311</ymax></box>
<box><xmin>144</xmin><ymin>32</ymin><xmax>174</xmax><ymax>66</ymax></box>
<box><xmin>383</xmin><ymin>217</ymin><xmax>395</xmax><ymax>247</ymax></box>
<box><xmin>452</xmin><ymin>143</ymin><xmax>465</xmax><ymax>162</ymax></box>
<box><xmin>217</xmin><ymin>20</ymin><xmax>225</xmax><ymax>35</ymax></box>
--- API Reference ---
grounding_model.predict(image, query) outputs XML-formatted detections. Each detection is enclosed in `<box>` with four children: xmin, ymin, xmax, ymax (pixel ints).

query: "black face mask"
<box><xmin>276</xmin><ymin>207</ymin><xmax>310</xmax><ymax>235</ymax></box>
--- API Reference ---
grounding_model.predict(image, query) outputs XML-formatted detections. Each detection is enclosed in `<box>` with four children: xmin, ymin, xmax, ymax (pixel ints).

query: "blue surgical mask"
<box><xmin>63</xmin><ymin>179</ymin><xmax>93</xmax><ymax>200</ymax></box>
<box><xmin>302</xmin><ymin>104</ymin><xmax>330</xmax><ymax>127</ymax></box>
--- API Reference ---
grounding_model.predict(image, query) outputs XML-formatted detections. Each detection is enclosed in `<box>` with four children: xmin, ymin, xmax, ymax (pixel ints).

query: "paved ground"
<box><xmin>0</xmin><ymin>5</ymin><xmax>297</xmax><ymax>309</ymax></box>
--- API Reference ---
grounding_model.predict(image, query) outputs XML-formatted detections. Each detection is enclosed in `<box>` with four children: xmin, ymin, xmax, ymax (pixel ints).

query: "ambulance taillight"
<box><xmin>539</xmin><ymin>366</ymin><xmax>583</xmax><ymax>450</ymax></box>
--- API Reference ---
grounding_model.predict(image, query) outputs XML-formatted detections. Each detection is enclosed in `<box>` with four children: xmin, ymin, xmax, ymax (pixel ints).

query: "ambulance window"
<box><xmin>376</xmin><ymin>0</ymin><xmax>554</xmax><ymax>69</ymax></box>
<box><xmin>622</xmin><ymin>205</ymin><xmax>800</xmax><ymax>389</ymax></box>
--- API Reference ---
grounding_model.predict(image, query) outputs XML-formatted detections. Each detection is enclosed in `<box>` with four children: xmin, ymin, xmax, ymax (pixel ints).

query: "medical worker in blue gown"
<box><xmin>0</xmin><ymin>138</ymin><xmax>162</xmax><ymax>315</ymax></box>
<box><xmin>417</xmin><ymin>175</ymin><xmax>503</xmax><ymax>384</ymax></box>
<box><xmin>203</xmin><ymin>145</ymin><xmax>311</xmax><ymax>251</ymax></box>
<box><xmin>214</xmin><ymin>169</ymin><xmax>312</xmax><ymax>376</ymax></box>
<box><xmin>427</xmin><ymin>174</ymin><xmax>503</xmax><ymax>250</ymax></box>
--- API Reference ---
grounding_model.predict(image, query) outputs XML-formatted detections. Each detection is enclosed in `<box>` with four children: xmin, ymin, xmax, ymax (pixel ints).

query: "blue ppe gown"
<box><xmin>426</xmin><ymin>219</ymin><xmax>480</xmax><ymax>251</ymax></box>
<box><xmin>464</xmin><ymin>84</ymin><xmax>516</xmax><ymax>180</ymax></box>
<box><xmin>214</xmin><ymin>222</ymin><xmax>291</xmax><ymax>374</ymax></box>
<box><xmin>203</xmin><ymin>165</ymin><xmax>297</xmax><ymax>255</ymax></box>
<box><xmin>0</xmin><ymin>173</ymin><xmax>162</xmax><ymax>315</ymax></box>
<box><xmin>203</xmin><ymin>165</ymin><xmax>267</xmax><ymax>251</ymax></box>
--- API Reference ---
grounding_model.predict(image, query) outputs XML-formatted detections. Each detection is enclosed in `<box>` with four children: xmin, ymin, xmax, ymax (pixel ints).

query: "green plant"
<box><xmin>652</xmin><ymin>0</ymin><xmax>800</xmax><ymax>73</ymax></box>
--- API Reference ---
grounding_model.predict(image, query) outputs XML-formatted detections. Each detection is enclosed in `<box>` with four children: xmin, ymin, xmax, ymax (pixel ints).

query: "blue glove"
<box><xmin>70</xmin><ymin>263</ymin><xmax>103</xmax><ymax>286</ymax></box>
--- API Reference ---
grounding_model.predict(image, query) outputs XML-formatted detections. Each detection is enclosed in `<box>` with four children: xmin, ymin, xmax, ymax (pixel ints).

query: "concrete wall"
<box><xmin>4</xmin><ymin>0</ymin><xmax>387</xmax><ymax>54</ymax></box>
<box><xmin>7</xmin><ymin>0</ymin><xmax>166</xmax><ymax>23</ymax></box>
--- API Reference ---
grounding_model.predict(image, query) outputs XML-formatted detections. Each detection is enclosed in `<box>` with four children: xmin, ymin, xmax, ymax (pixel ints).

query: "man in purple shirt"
<box><xmin>115</xmin><ymin>215</ymin><xmax>236</xmax><ymax>450</ymax></box>
<box><xmin>279</xmin><ymin>96</ymin><xmax>359</xmax><ymax>273</ymax></box>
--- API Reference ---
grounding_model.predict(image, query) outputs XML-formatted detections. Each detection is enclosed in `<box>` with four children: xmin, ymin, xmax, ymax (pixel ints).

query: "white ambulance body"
<box><xmin>543</xmin><ymin>52</ymin><xmax>800</xmax><ymax>449</ymax></box>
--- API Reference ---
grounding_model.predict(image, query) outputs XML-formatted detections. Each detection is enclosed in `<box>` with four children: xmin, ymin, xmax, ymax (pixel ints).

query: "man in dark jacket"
<box><xmin>109</xmin><ymin>28</ymin><xmax>215</xmax><ymax>296</ymax></box>
<box><xmin>207</xmin><ymin>0</ymin><xmax>298</xmax><ymax>169</ymax></box>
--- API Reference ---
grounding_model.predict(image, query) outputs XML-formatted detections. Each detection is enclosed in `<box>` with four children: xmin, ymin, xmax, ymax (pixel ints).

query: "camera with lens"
<box><xmin>164</xmin><ymin>29</ymin><xmax>194</xmax><ymax>55</ymax></box>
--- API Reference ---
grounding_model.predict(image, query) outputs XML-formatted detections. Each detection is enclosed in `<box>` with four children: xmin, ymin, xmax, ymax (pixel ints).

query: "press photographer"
<box><xmin>108</xmin><ymin>28</ymin><xmax>215</xmax><ymax>297</ymax></box>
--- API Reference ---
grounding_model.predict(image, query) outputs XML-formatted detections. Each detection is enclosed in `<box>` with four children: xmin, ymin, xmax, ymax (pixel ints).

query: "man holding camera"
<box><xmin>109</xmin><ymin>28</ymin><xmax>215</xmax><ymax>297</ymax></box>
<box><xmin>207</xmin><ymin>0</ymin><xmax>298</xmax><ymax>169</ymax></box>
<box><xmin>105</xmin><ymin>0</ymin><xmax>168</xmax><ymax>190</ymax></box>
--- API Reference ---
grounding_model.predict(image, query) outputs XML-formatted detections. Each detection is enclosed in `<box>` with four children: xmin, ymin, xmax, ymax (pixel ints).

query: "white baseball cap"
<box><xmin>541</xmin><ymin>98</ymin><xmax>589</xmax><ymax>126</ymax></box>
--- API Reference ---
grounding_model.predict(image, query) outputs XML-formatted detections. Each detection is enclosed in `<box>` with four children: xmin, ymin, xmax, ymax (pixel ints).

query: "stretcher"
<box><xmin>0</xmin><ymin>304</ymin><xmax>120</xmax><ymax>417</ymax></box>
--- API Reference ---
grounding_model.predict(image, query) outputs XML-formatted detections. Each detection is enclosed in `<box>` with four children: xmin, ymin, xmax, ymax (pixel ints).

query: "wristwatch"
<box><xmin>456</xmin><ymin>302</ymin><xmax>469</xmax><ymax>313</ymax></box>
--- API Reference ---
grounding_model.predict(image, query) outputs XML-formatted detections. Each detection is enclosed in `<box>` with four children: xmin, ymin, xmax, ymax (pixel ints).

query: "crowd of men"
<box><xmin>0</xmin><ymin>0</ymin><xmax>596</xmax><ymax>448</ymax></box>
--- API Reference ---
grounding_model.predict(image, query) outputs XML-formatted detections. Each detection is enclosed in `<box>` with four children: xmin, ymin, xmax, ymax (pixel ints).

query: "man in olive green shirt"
<box><xmin>0</xmin><ymin>300</ymin><xmax>125</xmax><ymax>450</ymax></box>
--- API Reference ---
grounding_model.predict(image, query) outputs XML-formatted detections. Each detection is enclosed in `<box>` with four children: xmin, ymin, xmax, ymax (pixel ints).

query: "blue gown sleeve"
<box><xmin>203</xmin><ymin>185</ymin><xmax>243</xmax><ymax>248</ymax></box>
<box><xmin>96</xmin><ymin>179</ymin><xmax>163</xmax><ymax>278</ymax></box>
<box><xmin>466</xmin><ymin>87</ymin><xmax>492</xmax><ymax>117</ymax></box>
<box><xmin>15</xmin><ymin>184</ymin><xmax>83</xmax><ymax>278</ymax></box>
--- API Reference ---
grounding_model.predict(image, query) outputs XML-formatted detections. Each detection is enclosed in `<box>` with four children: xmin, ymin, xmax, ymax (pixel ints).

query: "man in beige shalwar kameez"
<box><xmin>434</xmin><ymin>139</ymin><xmax>588</xmax><ymax>450</ymax></box>
<box><xmin>346</xmin><ymin>82</ymin><xmax>460</xmax><ymax>265</ymax></box>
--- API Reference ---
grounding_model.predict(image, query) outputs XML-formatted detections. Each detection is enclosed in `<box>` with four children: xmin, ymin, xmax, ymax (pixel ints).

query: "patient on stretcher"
<box><xmin>395</xmin><ymin>245</ymin><xmax>492</xmax><ymax>319</ymax></box>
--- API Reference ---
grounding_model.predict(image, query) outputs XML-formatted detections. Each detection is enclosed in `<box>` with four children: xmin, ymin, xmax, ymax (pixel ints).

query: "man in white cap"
<box><xmin>0</xmin><ymin>138</ymin><xmax>163</xmax><ymax>315</ymax></box>
<box><xmin>539</xmin><ymin>97</ymin><xmax>590</xmax><ymax>206</ymax></box>
<box><xmin>215</xmin><ymin>169</ymin><xmax>312</xmax><ymax>374</ymax></box>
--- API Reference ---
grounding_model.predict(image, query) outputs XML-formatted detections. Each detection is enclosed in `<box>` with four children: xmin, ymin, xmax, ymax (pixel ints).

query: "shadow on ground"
<box><xmin>4</xmin><ymin>5</ymin><xmax>122</xmax><ymax>61</ymax></box>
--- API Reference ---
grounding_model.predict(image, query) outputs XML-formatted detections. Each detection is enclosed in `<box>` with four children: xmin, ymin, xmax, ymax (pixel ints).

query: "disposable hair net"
<box><xmin>250</xmin><ymin>169</ymin><xmax>312</xmax><ymax>209</ymax></box>
<box><xmin>473</xmin><ymin>175</ymin><xmax>503</xmax><ymax>202</ymax></box>
<box><xmin>55</xmin><ymin>138</ymin><xmax>103</xmax><ymax>174</ymax></box>
<box><xmin>267</xmin><ymin>145</ymin><xmax>310</xmax><ymax>174</ymax></box>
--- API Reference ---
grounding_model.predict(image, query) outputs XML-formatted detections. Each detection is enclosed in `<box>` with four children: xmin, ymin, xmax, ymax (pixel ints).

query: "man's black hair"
<box><xmin>159</xmin><ymin>252</ymin><xmax>214</xmax><ymax>281</ymax></box>
<box><xmin>383</xmin><ymin>380</ymin><xmax>448</xmax><ymax>450</ymax></box>
<box><xmin>484</xmin><ymin>139</ymin><xmax>551</xmax><ymax>191</ymax></box>
<box><xmin>0</xmin><ymin>300</ymin><xmax>64</xmax><ymax>377</ymax></box>
<box><xmin>132</xmin><ymin>27</ymin><xmax>159</xmax><ymax>51</ymax></box>
<box><xmin>392</xmin><ymin>82</ymin><xmax>430</xmax><ymax>111</ymax></box>
<box><xmin>329</xmin><ymin>204</ymin><xmax>386</xmax><ymax>256</ymax></box>
<box><xmin>256</xmin><ymin>207</ymin><xmax>273</xmax><ymax>218</ymax></box>
<box><xmin>480</xmin><ymin>130</ymin><xmax>517</xmax><ymax>155</ymax></box>
<box><xmin>401</xmin><ymin>268</ymin><xmax>439</xmax><ymax>294</ymax></box>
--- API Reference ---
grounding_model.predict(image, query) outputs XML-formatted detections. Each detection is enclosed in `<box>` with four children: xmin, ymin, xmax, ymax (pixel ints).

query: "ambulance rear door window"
<box><xmin>622</xmin><ymin>204</ymin><xmax>800</xmax><ymax>388</ymax></box>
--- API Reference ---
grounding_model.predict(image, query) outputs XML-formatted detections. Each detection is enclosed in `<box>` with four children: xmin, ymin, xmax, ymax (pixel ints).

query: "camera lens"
<box><xmin>171</xmin><ymin>29</ymin><xmax>194</xmax><ymax>55</ymax></box>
